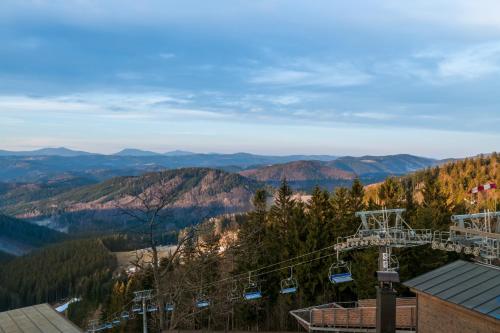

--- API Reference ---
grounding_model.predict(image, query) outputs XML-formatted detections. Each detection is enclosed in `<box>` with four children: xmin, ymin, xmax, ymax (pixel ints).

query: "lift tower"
<box><xmin>334</xmin><ymin>209</ymin><xmax>432</xmax><ymax>333</ymax></box>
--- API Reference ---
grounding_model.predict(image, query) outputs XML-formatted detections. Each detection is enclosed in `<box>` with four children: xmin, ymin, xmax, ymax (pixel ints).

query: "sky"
<box><xmin>0</xmin><ymin>0</ymin><xmax>499</xmax><ymax>158</ymax></box>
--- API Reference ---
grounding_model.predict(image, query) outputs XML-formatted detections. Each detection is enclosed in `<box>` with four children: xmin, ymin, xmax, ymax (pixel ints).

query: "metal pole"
<box><xmin>142</xmin><ymin>297</ymin><xmax>148</xmax><ymax>333</ymax></box>
<box><xmin>134</xmin><ymin>290</ymin><xmax>152</xmax><ymax>333</ymax></box>
<box><xmin>376</xmin><ymin>245</ymin><xmax>396</xmax><ymax>333</ymax></box>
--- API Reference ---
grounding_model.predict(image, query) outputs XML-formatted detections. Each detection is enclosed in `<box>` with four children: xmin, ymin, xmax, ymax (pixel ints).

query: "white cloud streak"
<box><xmin>248</xmin><ymin>60</ymin><xmax>371</xmax><ymax>87</ymax></box>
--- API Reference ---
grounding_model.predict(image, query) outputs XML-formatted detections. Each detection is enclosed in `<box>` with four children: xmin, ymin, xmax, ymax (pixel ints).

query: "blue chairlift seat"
<box><xmin>104</xmin><ymin>322</ymin><xmax>113</xmax><ymax>329</ymax></box>
<box><xmin>112</xmin><ymin>317</ymin><xmax>120</xmax><ymax>325</ymax></box>
<box><xmin>329</xmin><ymin>272</ymin><xmax>353</xmax><ymax>284</ymax></box>
<box><xmin>95</xmin><ymin>325</ymin><xmax>107</xmax><ymax>332</ymax></box>
<box><xmin>196</xmin><ymin>299</ymin><xmax>210</xmax><ymax>308</ymax></box>
<box><xmin>132</xmin><ymin>304</ymin><xmax>142</xmax><ymax>313</ymax></box>
<box><xmin>147</xmin><ymin>304</ymin><xmax>158</xmax><ymax>312</ymax></box>
<box><xmin>329</xmin><ymin>260</ymin><xmax>353</xmax><ymax>284</ymax></box>
<box><xmin>280</xmin><ymin>274</ymin><xmax>298</xmax><ymax>294</ymax></box>
<box><xmin>165</xmin><ymin>304</ymin><xmax>174</xmax><ymax>311</ymax></box>
<box><xmin>121</xmin><ymin>311</ymin><xmax>130</xmax><ymax>319</ymax></box>
<box><xmin>280</xmin><ymin>286</ymin><xmax>297</xmax><ymax>294</ymax></box>
<box><xmin>243</xmin><ymin>290</ymin><xmax>262</xmax><ymax>300</ymax></box>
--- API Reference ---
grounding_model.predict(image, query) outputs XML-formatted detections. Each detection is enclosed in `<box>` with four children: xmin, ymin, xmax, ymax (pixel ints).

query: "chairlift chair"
<box><xmin>165</xmin><ymin>303</ymin><xmax>175</xmax><ymax>312</ymax></box>
<box><xmin>196</xmin><ymin>299</ymin><xmax>210</xmax><ymax>308</ymax></box>
<box><xmin>329</xmin><ymin>254</ymin><xmax>353</xmax><ymax>284</ymax></box>
<box><xmin>280</xmin><ymin>267</ymin><xmax>298</xmax><ymax>294</ymax></box>
<box><xmin>147</xmin><ymin>304</ymin><xmax>159</xmax><ymax>312</ymax></box>
<box><xmin>195</xmin><ymin>291</ymin><xmax>210</xmax><ymax>308</ymax></box>
<box><xmin>121</xmin><ymin>311</ymin><xmax>130</xmax><ymax>320</ymax></box>
<box><xmin>243</xmin><ymin>273</ymin><xmax>262</xmax><ymax>300</ymax></box>
<box><xmin>132</xmin><ymin>304</ymin><xmax>142</xmax><ymax>314</ymax></box>
<box><xmin>112</xmin><ymin>317</ymin><xmax>120</xmax><ymax>325</ymax></box>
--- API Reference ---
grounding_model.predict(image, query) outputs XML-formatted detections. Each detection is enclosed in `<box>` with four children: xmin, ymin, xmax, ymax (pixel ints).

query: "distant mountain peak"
<box><xmin>114</xmin><ymin>148</ymin><xmax>161</xmax><ymax>156</ymax></box>
<box><xmin>164</xmin><ymin>150</ymin><xmax>195</xmax><ymax>156</ymax></box>
<box><xmin>0</xmin><ymin>147</ymin><xmax>93</xmax><ymax>157</ymax></box>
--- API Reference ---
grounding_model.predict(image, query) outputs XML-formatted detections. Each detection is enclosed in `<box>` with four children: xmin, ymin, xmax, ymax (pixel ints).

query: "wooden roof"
<box><xmin>0</xmin><ymin>303</ymin><xmax>83</xmax><ymax>333</ymax></box>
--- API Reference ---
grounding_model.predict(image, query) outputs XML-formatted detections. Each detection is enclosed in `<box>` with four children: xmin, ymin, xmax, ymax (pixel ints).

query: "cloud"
<box><xmin>377</xmin><ymin>41</ymin><xmax>500</xmax><ymax>84</ymax></box>
<box><xmin>248</xmin><ymin>60</ymin><xmax>371</xmax><ymax>87</ymax></box>
<box><xmin>0</xmin><ymin>93</ymin><xmax>229</xmax><ymax>121</ymax></box>
<box><xmin>436</xmin><ymin>42</ymin><xmax>500</xmax><ymax>80</ymax></box>
<box><xmin>159</xmin><ymin>53</ymin><xmax>175</xmax><ymax>60</ymax></box>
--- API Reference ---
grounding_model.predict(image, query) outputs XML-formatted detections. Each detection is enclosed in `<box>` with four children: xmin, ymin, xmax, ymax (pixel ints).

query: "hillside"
<box><xmin>0</xmin><ymin>151</ymin><xmax>339</xmax><ymax>183</ymax></box>
<box><xmin>0</xmin><ymin>215</ymin><xmax>66</xmax><ymax>255</ymax></box>
<box><xmin>4</xmin><ymin>168</ymin><xmax>263</xmax><ymax>233</ymax></box>
<box><xmin>240</xmin><ymin>154</ymin><xmax>438</xmax><ymax>191</ymax></box>
<box><xmin>327</xmin><ymin>154</ymin><xmax>438</xmax><ymax>176</ymax></box>
<box><xmin>365</xmin><ymin>153</ymin><xmax>499</xmax><ymax>210</ymax></box>
<box><xmin>0</xmin><ymin>176</ymin><xmax>98</xmax><ymax>208</ymax></box>
<box><xmin>241</xmin><ymin>160</ymin><xmax>355</xmax><ymax>191</ymax></box>
<box><xmin>0</xmin><ymin>238</ymin><xmax>116</xmax><ymax>314</ymax></box>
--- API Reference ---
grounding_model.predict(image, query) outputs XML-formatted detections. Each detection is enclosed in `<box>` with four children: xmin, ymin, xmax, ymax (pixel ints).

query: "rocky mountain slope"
<box><xmin>3</xmin><ymin>168</ymin><xmax>263</xmax><ymax>233</ymax></box>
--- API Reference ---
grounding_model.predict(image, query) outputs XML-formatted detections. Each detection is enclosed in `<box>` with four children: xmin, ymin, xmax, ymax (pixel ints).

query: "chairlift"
<box><xmin>165</xmin><ymin>303</ymin><xmax>174</xmax><ymax>312</ymax></box>
<box><xmin>196</xmin><ymin>299</ymin><xmax>210</xmax><ymax>308</ymax></box>
<box><xmin>132</xmin><ymin>304</ymin><xmax>142</xmax><ymax>313</ymax></box>
<box><xmin>104</xmin><ymin>322</ymin><xmax>113</xmax><ymax>329</ymax></box>
<box><xmin>196</xmin><ymin>291</ymin><xmax>210</xmax><ymax>308</ymax></box>
<box><xmin>280</xmin><ymin>267</ymin><xmax>298</xmax><ymax>294</ymax></box>
<box><xmin>121</xmin><ymin>311</ymin><xmax>130</xmax><ymax>319</ymax></box>
<box><xmin>147</xmin><ymin>304</ymin><xmax>159</xmax><ymax>312</ymax></box>
<box><xmin>329</xmin><ymin>253</ymin><xmax>353</xmax><ymax>284</ymax></box>
<box><xmin>243</xmin><ymin>273</ymin><xmax>262</xmax><ymax>300</ymax></box>
<box><xmin>112</xmin><ymin>317</ymin><xmax>120</xmax><ymax>325</ymax></box>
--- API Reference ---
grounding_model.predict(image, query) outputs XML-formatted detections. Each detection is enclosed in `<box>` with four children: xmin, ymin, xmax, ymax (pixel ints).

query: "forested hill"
<box><xmin>241</xmin><ymin>154</ymin><xmax>439</xmax><ymax>191</ymax></box>
<box><xmin>366</xmin><ymin>153</ymin><xmax>499</xmax><ymax>210</ymax></box>
<box><xmin>419</xmin><ymin>153</ymin><xmax>499</xmax><ymax>207</ymax></box>
<box><xmin>328</xmin><ymin>154</ymin><xmax>438</xmax><ymax>175</ymax></box>
<box><xmin>0</xmin><ymin>215</ymin><xmax>66</xmax><ymax>255</ymax></box>
<box><xmin>4</xmin><ymin>168</ymin><xmax>263</xmax><ymax>233</ymax></box>
<box><xmin>0</xmin><ymin>238</ymin><xmax>116</xmax><ymax>316</ymax></box>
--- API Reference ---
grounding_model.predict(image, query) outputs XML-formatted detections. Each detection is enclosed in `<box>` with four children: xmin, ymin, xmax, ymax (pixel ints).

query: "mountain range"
<box><xmin>0</xmin><ymin>149</ymin><xmax>446</xmax><ymax>235</ymax></box>
<box><xmin>0</xmin><ymin>147</ymin><xmax>440</xmax><ymax>184</ymax></box>
<box><xmin>240</xmin><ymin>154</ymin><xmax>439</xmax><ymax>191</ymax></box>
<box><xmin>1</xmin><ymin>168</ymin><xmax>262</xmax><ymax>234</ymax></box>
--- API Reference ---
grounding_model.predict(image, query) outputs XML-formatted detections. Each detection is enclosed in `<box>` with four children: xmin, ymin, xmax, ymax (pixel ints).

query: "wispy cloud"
<box><xmin>248</xmin><ymin>60</ymin><xmax>371</xmax><ymax>87</ymax></box>
<box><xmin>159</xmin><ymin>52</ymin><xmax>175</xmax><ymax>60</ymax></box>
<box><xmin>376</xmin><ymin>41</ymin><xmax>500</xmax><ymax>84</ymax></box>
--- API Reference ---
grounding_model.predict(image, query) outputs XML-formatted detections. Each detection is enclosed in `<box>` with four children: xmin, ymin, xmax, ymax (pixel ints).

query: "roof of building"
<box><xmin>0</xmin><ymin>303</ymin><xmax>83</xmax><ymax>333</ymax></box>
<box><xmin>403</xmin><ymin>260</ymin><xmax>500</xmax><ymax>320</ymax></box>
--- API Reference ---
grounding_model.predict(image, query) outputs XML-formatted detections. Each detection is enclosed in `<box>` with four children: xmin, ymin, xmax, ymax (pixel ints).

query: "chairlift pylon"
<box><xmin>280</xmin><ymin>267</ymin><xmax>298</xmax><ymax>294</ymax></box>
<box><xmin>243</xmin><ymin>272</ymin><xmax>262</xmax><ymax>300</ymax></box>
<box><xmin>329</xmin><ymin>252</ymin><xmax>353</xmax><ymax>284</ymax></box>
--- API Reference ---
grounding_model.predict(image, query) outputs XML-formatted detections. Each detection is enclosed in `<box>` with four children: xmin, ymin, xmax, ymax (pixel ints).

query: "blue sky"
<box><xmin>0</xmin><ymin>0</ymin><xmax>499</xmax><ymax>158</ymax></box>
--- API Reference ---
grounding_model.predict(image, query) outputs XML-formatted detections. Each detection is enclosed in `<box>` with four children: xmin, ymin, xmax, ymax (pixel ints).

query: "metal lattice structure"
<box><xmin>433</xmin><ymin>211</ymin><xmax>500</xmax><ymax>263</ymax></box>
<box><xmin>334</xmin><ymin>209</ymin><xmax>432</xmax><ymax>273</ymax></box>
